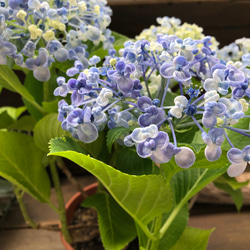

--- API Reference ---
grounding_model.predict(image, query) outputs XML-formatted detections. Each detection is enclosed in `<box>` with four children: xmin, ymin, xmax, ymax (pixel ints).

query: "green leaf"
<box><xmin>106</xmin><ymin>127</ymin><xmax>133</xmax><ymax>153</ymax></box>
<box><xmin>222</xmin><ymin>108</ymin><xmax>250</xmax><ymax>150</ymax></box>
<box><xmin>53</xmin><ymin>60</ymin><xmax>74</xmax><ymax>73</ymax></box>
<box><xmin>214</xmin><ymin>182</ymin><xmax>243</xmax><ymax>211</ymax></box>
<box><xmin>0</xmin><ymin>66</ymin><xmax>45</xmax><ymax>116</ymax></box>
<box><xmin>7</xmin><ymin>115</ymin><xmax>37</xmax><ymax>131</ymax></box>
<box><xmin>42</xmin><ymin>100</ymin><xmax>59</xmax><ymax>114</ymax></box>
<box><xmin>112</xmin><ymin>31</ymin><xmax>130</xmax><ymax>47</ymax></box>
<box><xmin>48</xmin><ymin>136</ymin><xmax>87</xmax><ymax>155</ymax></box>
<box><xmin>0</xmin><ymin>131</ymin><xmax>50</xmax><ymax>203</ymax></box>
<box><xmin>115</xmin><ymin>147</ymin><xmax>157</xmax><ymax>175</ymax></box>
<box><xmin>175</xmin><ymin>126</ymin><xmax>198</xmax><ymax>145</ymax></box>
<box><xmin>215</xmin><ymin>173</ymin><xmax>249</xmax><ymax>190</ymax></box>
<box><xmin>159</xmin><ymin>151</ymin><xmax>228</xmax><ymax>237</ymax></box>
<box><xmin>0</xmin><ymin>111</ymin><xmax>15</xmax><ymax>129</ymax></box>
<box><xmin>49</xmin><ymin>137</ymin><xmax>173</xmax><ymax>236</ymax></box>
<box><xmin>170</xmin><ymin>227</ymin><xmax>214</xmax><ymax>250</ymax></box>
<box><xmin>34</xmin><ymin>113</ymin><xmax>70</xmax><ymax>153</ymax></box>
<box><xmin>80</xmin><ymin>130</ymin><xmax>110</xmax><ymax>163</ymax></box>
<box><xmin>82</xmin><ymin>192</ymin><xmax>137</xmax><ymax>250</ymax></box>
<box><xmin>159</xmin><ymin>203</ymin><xmax>189</xmax><ymax>250</ymax></box>
<box><xmin>22</xmin><ymin>71</ymin><xmax>44</xmax><ymax>120</ymax></box>
<box><xmin>0</xmin><ymin>106</ymin><xmax>26</xmax><ymax>120</ymax></box>
<box><xmin>171</xmin><ymin>166</ymin><xmax>227</xmax><ymax>205</ymax></box>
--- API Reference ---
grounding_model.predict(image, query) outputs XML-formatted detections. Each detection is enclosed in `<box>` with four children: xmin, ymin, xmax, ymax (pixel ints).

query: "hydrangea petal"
<box><xmin>205</xmin><ymin>144</ymin><xmax>222</xmax><ymax>161</ymax></box>
<box><xmin>227</xmin><ymin>163</ymin><xmax>247</xmax><ymax>177</ymax></box>
<box><xmin>227</xmin><ymin>148</ymin><xmax>244</xmax><ymax>164</ymax></box>
<box><xmin>174</xmin><ymin>147</ymin><xmax>195</xmax><ymax>168</ymax></box>
<box><xmin>132</xmin><ymin>124</ymin><xmax>158</xmax><ymax>143</ymax></box>
<box><xmin>34</xmin><ymin>67</ymin><xmax>50</xmax><ymax>82</ymax></box>
<box><xmin>151</xmin><ymin>148</ymin><xmax>172</xmax><ymax>163</ymax></box>
<box><xmin>77</xmin><ymin>123</ymin><xmax>98</xmax><ymax>143</ymax></box>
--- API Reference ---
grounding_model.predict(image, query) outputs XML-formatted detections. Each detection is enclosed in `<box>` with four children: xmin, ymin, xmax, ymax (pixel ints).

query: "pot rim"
<box><xmin>60</xmin><ymin>182</ymin><xmax>98</xmax><ymax>250</ymax></box>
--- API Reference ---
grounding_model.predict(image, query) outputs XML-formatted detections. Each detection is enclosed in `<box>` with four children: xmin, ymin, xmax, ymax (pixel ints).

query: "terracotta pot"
<box><xmin>60</xmin><ymin>182</ymin><xmax>98</xmax><ymax>250</ymax></box>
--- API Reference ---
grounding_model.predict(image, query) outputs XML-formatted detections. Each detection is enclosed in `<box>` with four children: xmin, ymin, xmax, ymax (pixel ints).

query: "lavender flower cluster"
<box><xmin>55</xmin><ymin>34</ymin><xmax>250</xmax><ymax>177</ymax></box>
<box><xmin>0</xmin><ymin>0</ymin><xmax>113</xmax><ymax>81</ymax></box>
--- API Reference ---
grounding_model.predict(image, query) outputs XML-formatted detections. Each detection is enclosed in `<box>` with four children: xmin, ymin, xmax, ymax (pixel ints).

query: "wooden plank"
<box><xmin>109</xmin><ymin>2</ymin><xmax>250</xmax><ymax>46</ymax></box>
<box><xmin>0</xmin><ymin>229</ymin><xmax>65</xmax><ymax>250</ymax></box>
<box><xmin>0</xmin><ymin>175</ymin><xmax>97</xmax><ymax>229</ymax></box>
<box><xmin>189</xmin><ymin>211</ymin><xmax>250</xmax><ymax>249</ymax></box>
<box><xmin>108</xmin><ymin>0</ymin><xmax>241</xmax><ymax>6</ymax></box>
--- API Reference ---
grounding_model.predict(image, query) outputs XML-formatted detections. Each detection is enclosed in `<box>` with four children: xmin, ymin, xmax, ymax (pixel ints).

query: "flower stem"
<box><xmin>49</xmin><ymin>157</ymin><xmax>72</xmax><ymax>244</ymax></box>
<box><xmin>14</xmin><ymin>186</ymin><xmax>38</xmax><ymax>229</ymax></box>
<box><xmin>148</xmin><ymin>215</ymin><xmax>162</xmax><ymax>250</ymax></box>
<box><xmin>56</xmin><ymin>157</ymin><xmax>88</xmax><ymax>199</ymax></box>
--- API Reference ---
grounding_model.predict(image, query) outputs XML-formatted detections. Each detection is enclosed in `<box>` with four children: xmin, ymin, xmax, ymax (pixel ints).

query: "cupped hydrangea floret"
<box><xmin>219</xmin><ymin>98</ymin><xmax>245</xmax><ymax>125</ymax></box>
<box><xmin>107</xmin><ymin>61</ymin><xmax>136</xmax><ymax>94</ymax></box>
<box><xmin>227</xmin><ymin>145</ymin><xmax>250</xmax><ymax>177</ymax></box>
<box><xmin>204</xmin><ymin>68</ymin><xmax>230</xmax><ymax>95</ymax></box>
<box><xmin>131</xmin><ymin>124</ymin><xmax>159</xmax><ymax>143</ymax></box>
<box><xmin>67</xmin><ymin>106</ymin><xmax>98</xmax><ymax>143</ymax></box>
<box><xmin>137</xmin><ymin>131</ymin><xmax>170</xmax><ymax>163</ymax></box>
<box><xmin>160</xmin><ymin>56</ymin><xmax>191</xmax><ymax>82</ymax></box>
<box><xmin>25</xmin><ymin>48</ymin><xmax>50</xmax><ymax>81</ymax></box>
<box><xmin>108</xmin><ymin>108</ymin><xmax>132</xmax><ymax>129</ymax></box>
<box><xmin>171</xmin><ymin>38</ymin><xmax>197</xmax><ymax>61</ymax></box>
<box><xmin>0</xmin><ymin>37</ymin><xmax>17</xmax><ymax>64</ymax></box>
<box><xmin>202</xmin><ymin>127</ymin><xmax>224</xmax><ymax>161</ymax></box>
<box><xmin>54</xmin><ymin>76</ymin><xmax>69</xmax><ymax>97</ymax></box>
<box><xmin>169</xmin><ymin>95</ymin><xmax>188</xmax><ymax>118</ymax></box>
<box><xmin>202</xmin><ymin>101</ymin><xmax>227</xmax><ymax>128</ymax></box>
<box><xmin>67</xmin><ymin>72</ymin><xmax>92</xmax><ymax>106</ymax></box>
<box><xmin>174</xmin><ymin>147</ymin><xmax>196</xmax><ymax>168</ymax></box>
<box><xmin>138</xmin><ymin>105</ymin><xmax>165</xmax><ymax>127</ymax></box>
<box><xmin>96</xmin><ymin>88</ymin><xmax>113</xmax><ymax>107</ymax></box>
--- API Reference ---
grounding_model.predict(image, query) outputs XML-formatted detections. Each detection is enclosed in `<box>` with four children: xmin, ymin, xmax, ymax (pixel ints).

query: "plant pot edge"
<box><xmin>60</xmin><ymin>182</ymin><xmax>98</xmax><ymax>250</ymax></box>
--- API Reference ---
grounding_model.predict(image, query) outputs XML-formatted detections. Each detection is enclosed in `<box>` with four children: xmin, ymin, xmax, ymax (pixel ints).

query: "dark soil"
<box><xmin>69</xmin><ymin>207</ymin><xmax>104</xmax><ymax>250</ymax></box>
<box><xmin>69</xmin><ymin>206</ymin><xmax>139</xmax><ymax>250</ymax></box>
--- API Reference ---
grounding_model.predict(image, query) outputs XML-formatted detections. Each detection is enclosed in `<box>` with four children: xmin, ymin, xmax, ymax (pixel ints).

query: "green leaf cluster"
<box><xmin>49</xmin><ymin>136</ymin><xmax>228</xmax><ymax>250</ymax></box>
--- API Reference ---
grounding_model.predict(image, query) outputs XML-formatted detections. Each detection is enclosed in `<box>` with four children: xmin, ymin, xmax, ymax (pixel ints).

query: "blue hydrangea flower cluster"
<box><xmin>0</xmin><ymin>0</ymin><xmax>114</xmax><ymax>81</ymax></box>
<box><xmin>55</xmin><ymin>33</ymin><xmax>250</xmax><ymax>176</ymax></box>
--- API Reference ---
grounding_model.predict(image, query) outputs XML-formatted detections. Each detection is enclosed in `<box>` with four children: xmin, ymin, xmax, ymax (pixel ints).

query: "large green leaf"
<box><xmin>170</xmin><ymin>227</ymin><xmax>214</xmax><ymax>250</ymax></box>
<box><xmin>115</xmin><ymin>147</ymin><xmax>157</xmax><ymax>175</ymax></box>
<box><xmin>22</xmin><ymin>71</ymin><xmax>44</xmax><ymax>120</ymax></box>
<box><xmin>82</xmin><ymin>192</ymin><xmax>137</xmax><ymax>250</ymax></box>
<box><xmin>80</xmin><ymin>130</ymin><xmax>111</xmax><ymax>163</ymax></box>
<box><xmin>159</xmin><ymin>152</ymin><xmax>228</xmax><ymax>237</ymax></box>
<box><xmin>213</xmin><ymin>174</ymin><xmax>248</xmax><ymax>211</ymax></box>
<box><xmin>214</xmin><ymin>182</ymin><xmax>243</xmax><ymax>211</ymax></box>
<box><xmin>0</xmin><ymin>65</ymin><xmax>45</xmax><ymax>115</ymax></box>
<box><xmin>159</xmin><ymin>203</ymin><xmax>189</xmax><ymax>250</ymax></box>
<box><xmin>0</xmin><ymin>111</ymin><xmax>14</xmax><ymax>129</ymax></box>
<box><xmin>215</xmin><ymin>173</ymin><xmax>249</xmax><ymax>190</ymax></box>
<box><xmin>7</xmin><ymin>115</ymin><xmax>37</xmax><ymax>131</ymax></box>
<box><xmin>0</xmin><ymin>131</ymin><xmax>50</xmax><ymax>203</ymax></box>
<box><xmin>34</xmin><ymin>113</ymin><xmax>70</xmax><ymax>153</ymax></box>
<box><xmin>0</xmin><ymin>106</ymin><xmax>26</xmax><ymax>120</ymax></box>
<box><xmin>49</xmin><ymin>137</ymin><xmax>173</xmax><ymax>236</ymax></box>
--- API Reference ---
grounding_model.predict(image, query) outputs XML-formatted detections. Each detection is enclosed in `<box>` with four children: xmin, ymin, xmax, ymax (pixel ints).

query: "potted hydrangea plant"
<box><xmin>0</xmin><ymin>0</ymin><xmax>117</xmax><ymax>245</ymax></box>
<box><xmin>48</xmin><ymin>15</ymin><xmax>250</xmax><ymax>250</ymax></box>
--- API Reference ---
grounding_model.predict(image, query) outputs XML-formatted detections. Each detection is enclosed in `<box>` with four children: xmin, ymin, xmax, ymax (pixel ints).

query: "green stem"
<box><xmin>148</xmin><ymin>215</ymin><xmax>162</xmax><ymax>250</ymax></box>
<box><xmin>50</xmin><ymin>157</ymin><xmax>72</xmax><ymax>244</ymax></box>
<box><xmin>5</xmin><ymin>21</ymin><xmax>26</xmax><ymax>30</ymax></box>
<box><xmin>14</xmin><ymin>186</ymin><xmax>38</xmax><ymax>229</ymax></box>
<box><xmin>43</xmin><ymin>80</ymin><xmax>50</xmax><ymax>102</ymax></box>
